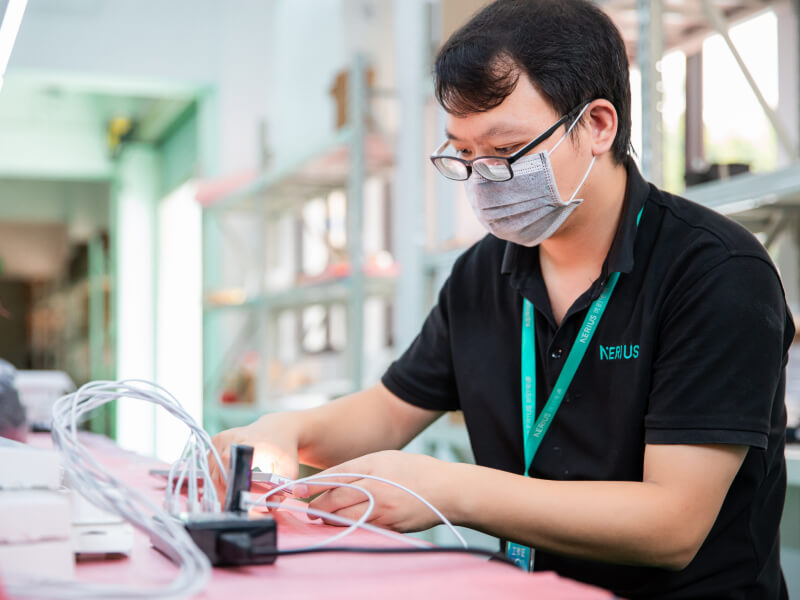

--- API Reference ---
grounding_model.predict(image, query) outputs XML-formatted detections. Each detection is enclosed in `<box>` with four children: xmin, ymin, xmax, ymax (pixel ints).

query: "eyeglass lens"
<box><xmin>473</xmin><ymin>159</ymin><xmax>512</xmax><ymax>181</ymax></box>
<box><xmin>433</xmin><ymin>157</ymin><xmax>470</xmax><ymax>180</ymax></box>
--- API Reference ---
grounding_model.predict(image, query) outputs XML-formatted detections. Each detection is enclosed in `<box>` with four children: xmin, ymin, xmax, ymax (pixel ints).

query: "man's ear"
<box><xmin>586</xmin><ymin>99</ymin><xmax>618</xmax><ymax>157</ymax></box>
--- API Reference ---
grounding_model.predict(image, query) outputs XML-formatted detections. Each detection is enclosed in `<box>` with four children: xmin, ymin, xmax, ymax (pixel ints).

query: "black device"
<box><xmin>152</xmin><ymin>443</ymin><xmax>280</xmax><ymax>567</ymax></box>
<box><xmin>151</xmin><ymin>512</ymin><xmax>278</xmax><ymax>567</ymax></box>
<box><xmin>224</xmin><ymin>443</ymin><xmax>254</xmax><ymax>513</ymax></box>
<box><xmin>185</xmin><ymin>513</ymin><xmax>278</xmax><ymax>566</ymax></box>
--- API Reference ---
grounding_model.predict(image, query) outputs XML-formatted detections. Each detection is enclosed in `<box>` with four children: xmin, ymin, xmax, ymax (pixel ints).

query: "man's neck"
<box><xmin>538</xmin><ymin>162</ymin><xmax>629</xmax><ymax>275</ymax></box>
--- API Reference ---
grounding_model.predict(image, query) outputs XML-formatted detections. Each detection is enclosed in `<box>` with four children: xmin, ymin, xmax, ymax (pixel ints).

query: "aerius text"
<box><xmin>599</xmin><ymin>345</ymin><xmax>639</xmax><ymax>360</ymax></box>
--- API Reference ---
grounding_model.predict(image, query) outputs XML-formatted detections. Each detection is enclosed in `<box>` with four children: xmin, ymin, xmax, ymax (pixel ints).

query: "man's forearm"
<box><xmin>446</xmin><ymin>462</ymin><xmax>702</xmax><ymax>570</ymax></box>
<box><xmin>293</xmin><ymin>384</ymin><xmax>440</xmax><ymax>469</ymax></box>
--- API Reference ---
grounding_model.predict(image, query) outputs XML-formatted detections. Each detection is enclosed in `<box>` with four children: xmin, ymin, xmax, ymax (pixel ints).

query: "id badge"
<box><xmin>506</xmin><ymin>541</ymin><xmax>533</xmax><ymax>571</ymax></box>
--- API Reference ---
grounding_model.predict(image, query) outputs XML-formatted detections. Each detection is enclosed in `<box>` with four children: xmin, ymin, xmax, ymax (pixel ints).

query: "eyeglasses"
<box><xmin>429</xmin><ymin>108</ymin><xmax>579</xmax><ymax>182</ymax></box>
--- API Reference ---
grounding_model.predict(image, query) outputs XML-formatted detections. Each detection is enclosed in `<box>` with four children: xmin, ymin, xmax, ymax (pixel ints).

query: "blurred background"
<box><xmin>0</xmin><ymin>0</ymin><xmax>798</xmax><ymax>579</ymax></box>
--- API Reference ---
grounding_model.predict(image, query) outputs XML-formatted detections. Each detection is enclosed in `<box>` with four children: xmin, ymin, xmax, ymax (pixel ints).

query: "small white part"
<box><xmin>0</xmin><ymin>539</ymin><xmax>75</xmax><ymax>582</ymax></box>
<box><xmin>14</xmin><ymin>370</ymin><xmax>76</xmax><ymax>430</ymax></box>
<box><xmin>0</xmin><ymin>489</ymin><xmax>71</xmax><ymax>544</ymax></box>
<box><xmin>69</xmin><ymin>487</ymin><xmax>125</xmax><ymax>526</ymax></box>
<box><xmin>72</xmin><ymin>522</ymin><xmax>134</xmax><ymax>556</ymax></box>
<box><xmin>69</xmin><ymin>488</ymin><xmax>134</xmax><ymax>556</ymax></box>
<box><xmin>0</xmin><ymin>441</ymin><xmax>62</xmax><ymax>490</ymax></box>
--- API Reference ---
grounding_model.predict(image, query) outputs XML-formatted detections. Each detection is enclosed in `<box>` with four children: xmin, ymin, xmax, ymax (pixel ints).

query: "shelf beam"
<box><xmin>392</xmin><ymin>0</ymin><xmax>427</xmax><ymax>355</ymax></box>
<box><xmin>346</xmin><ymin>54</ymin><xmax>368</xmax><ymax>391</ymax></box>
<box><xmin>637</xmin><ymin>0</ymin><xmax>664</xmax><ymax>186</ymax></box>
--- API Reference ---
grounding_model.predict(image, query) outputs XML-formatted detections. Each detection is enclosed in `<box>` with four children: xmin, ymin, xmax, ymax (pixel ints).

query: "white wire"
<box><xmin>5</xmin><ymin>379</ymin><xmax>228</xmax><ymax>599</ymax></box>
<box><xmin>243</xmin><ymin>496</ymin><xmax>428</xmax><ymax>549</ymax></box>
<box><xmin>249</xmin><ymin>480</ymin><xmax>378</xmax><ymax>551</ymax></box>
<box><xmin>253</xmin><ymin>472</ymin><xmax>468</xmax><ymax>548</ymax></box>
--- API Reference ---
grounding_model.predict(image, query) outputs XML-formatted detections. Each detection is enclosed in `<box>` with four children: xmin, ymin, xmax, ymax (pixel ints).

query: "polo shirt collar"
<box><xmin>501</xmin><ymin>160</ymin><xmax>649</xmax><ymax>287</ymax></box>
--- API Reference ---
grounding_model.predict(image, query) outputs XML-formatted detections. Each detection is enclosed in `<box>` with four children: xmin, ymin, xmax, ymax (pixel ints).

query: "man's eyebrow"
<box><xmin>445</xmin><ymin>124</ymin><xmax>529</xmax><ymax>142</ymax></box>
<box><xmin>482</xmin><ymin>125</ymin><xmax>527</xmax><ymax>139</ymax></box>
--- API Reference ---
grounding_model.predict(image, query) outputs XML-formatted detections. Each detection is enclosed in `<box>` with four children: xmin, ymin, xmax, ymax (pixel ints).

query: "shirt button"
<box><xmin>599</xmin><ymin>279</ymin><xmax>606</xmax><ymax>288</ymax></box>
<box><xmin>563</xmin><ymin>469</ymin><xmax>570</xmax><ymax>477</ymax></box>
<box><xmin>551</xmin><ymin>348</ymin><xmax>564</xmax><ymax>359</ymax></box>
<box><xmin>552</xmin><ymin>446</ymin><xmax>560</xmax><ymax>452</ymax></box>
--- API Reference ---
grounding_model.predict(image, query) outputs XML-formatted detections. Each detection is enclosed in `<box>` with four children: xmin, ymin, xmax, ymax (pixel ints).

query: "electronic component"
<box><xmin>148</xmin><ymin>467</ymin><xmax>293</xmax><ymax>495</ymax></box>
<box><xmin>151</xmin><ymin>512</ymin><xmax>277</xmax><ymax>567</ymax></box>
<box><xmin>0</xmin><ymin>436</ymin><xmax>61</xmax><ymax>490</ymax></box>
<box><xmin>0</xmin><ymin>490</ymin><xmax>71</xmax><ymax>544</ymax></box>
<box><xmin>187</xmin><ymin>513</ymin><xmax>277</xmax><ymax>566</ymax></box>
<box><xmin>70</xmin><ymin>489</ymin><xmax>134</xmax><ymax>557</ymax></box>
<box><xmin>0</xmin><ymin>540</ymin><xmax>74</xmax><ymax>582</ymax></box>
<box><xmin>223</xmin><ymin>444</ymin><xmax>253</xmax><ymax>513</ymax></box>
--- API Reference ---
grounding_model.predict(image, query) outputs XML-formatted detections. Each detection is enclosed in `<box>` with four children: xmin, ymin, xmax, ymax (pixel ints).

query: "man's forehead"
<box><xmin>443</xmin><ymin>77</ymin><xmax>558</xmax><ymax>141</ymax></box>
<box><xmin>445</xmin><ymin>122</ymin><xmax>528</xmax><ymax>142</ymax></box>
<box><xmin>445</xmin><ymin>111</ymin><xmax>555</xmax><ymax>142</ymax></box>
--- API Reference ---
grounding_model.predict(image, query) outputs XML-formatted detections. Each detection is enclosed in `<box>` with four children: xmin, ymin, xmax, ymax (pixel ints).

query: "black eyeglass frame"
<box><xmin>429</xmin><ymin>102</ymin><xmax>588</xmax><ymax>182</ymax></box>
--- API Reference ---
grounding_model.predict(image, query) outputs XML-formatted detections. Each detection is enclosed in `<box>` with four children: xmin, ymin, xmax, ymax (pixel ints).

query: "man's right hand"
<box><xmin>208</xmin><ymin>412</ymin><xmax>301</xmax><ymax>503</ymax></box>
<box><xmin>206</xmin><ymin>383</ymin><xmax>441</xmax><ymax>506</ymax></box>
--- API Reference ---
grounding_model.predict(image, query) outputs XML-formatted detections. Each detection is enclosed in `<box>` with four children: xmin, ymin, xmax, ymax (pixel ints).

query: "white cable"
<box><xmin>255</xmin><ymin>472</ymin><xmax>468</xmax><ymax>548</ymax></box>
<box><xmin>243</xmin><ymin>495</ymin><xmax>428</xmax><ymax>549</ymax></box>
<box><xmin>5</xmin><ymin>379</ymin><xmax>227</xmax><ymax>599</ymax></box>
<box><xmin>5</xmin><ymin>377</ymin><xmax>467</xmax><ymax>598</ymax></box>
<box><xmin>250</xmin><ymin>480</ymin><xmax>378</xmax><ymax>551</ymax></box>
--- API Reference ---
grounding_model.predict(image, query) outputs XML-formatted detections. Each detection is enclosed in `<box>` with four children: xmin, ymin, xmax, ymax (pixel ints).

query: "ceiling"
<box><xmin>600</xmin><ymin>0</ymin><xmax>777</xmax><ymax>58</ymax></box>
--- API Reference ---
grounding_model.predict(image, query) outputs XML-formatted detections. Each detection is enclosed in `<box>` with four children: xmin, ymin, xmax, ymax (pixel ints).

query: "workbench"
<box><xmin>8</xmin><ymin>434</ymin><xmax>614</xmax><ymax>599</ymax></box>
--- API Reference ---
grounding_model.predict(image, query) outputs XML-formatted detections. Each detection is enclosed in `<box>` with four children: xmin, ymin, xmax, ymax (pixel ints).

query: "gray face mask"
<box><xmin>464</xmin><ymin>104</ymin><xmax>595</xmax><ymax>247</ymax></box>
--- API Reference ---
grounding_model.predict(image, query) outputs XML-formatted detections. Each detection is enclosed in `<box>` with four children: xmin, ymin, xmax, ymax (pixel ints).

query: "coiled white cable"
<box><xmin>249</xmin><ymin>471</ymin><xmax>468</xmax><ymax>549</ymax></box>
<box><xmin>5</xmin><ymin>379</ymin><xmax>227</xmax><ymax>599</ymax></box>
<box><xmin>4</xmin><ymin>378</ymin><xmax>470</xmax><ymax>599</ymax></box>
<box><xmin>243</xmin><ymin>493</ymin><xmax>428</xmax><ymax>548</ymax></box>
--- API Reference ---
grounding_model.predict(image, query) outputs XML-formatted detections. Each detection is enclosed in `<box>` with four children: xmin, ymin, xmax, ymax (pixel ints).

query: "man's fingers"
<box><xmin>315</xmin><ymin>501</ymin><xmax>371</xmax><ymax>527</ymax></box>
<box><xmin>308</xmin><ymin>483</ymin><xmax>371</xmax><ymax>516</ymax></box>
<box><xmin>303</xmin><ymin>462</ymin><xmax>369</xmax><ymax>495</ymax></box>
<box><xmin>299</xmin><ymin>477</ymin><xmax>360</xmax><ymax>496</ymax></box>
<box><xmin>209</xmin><ymin>447</ymin><xmax>230</xmax><ymax>501</ymax></box>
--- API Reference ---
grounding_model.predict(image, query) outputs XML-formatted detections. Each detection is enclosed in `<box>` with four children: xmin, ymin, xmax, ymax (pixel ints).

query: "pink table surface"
<box><xmin>21</xmin><ymin>433</ymin><xmax>614</xmax><ymax>600</ymax></box>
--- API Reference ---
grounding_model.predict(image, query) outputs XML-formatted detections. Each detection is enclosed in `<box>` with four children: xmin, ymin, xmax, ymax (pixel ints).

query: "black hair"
<box><xmin>434</xmin><ymin>0</ymin><xmax>632</xmax><ymax>164</ymax></box>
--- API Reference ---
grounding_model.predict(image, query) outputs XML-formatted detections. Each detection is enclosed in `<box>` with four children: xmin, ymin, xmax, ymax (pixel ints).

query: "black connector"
<box><xmin>151</xmin><ymin>444</ymin><xmax>279</xmax><ymax>567</ymax></box>
<box><xmin>184</xmin><ymin>513</ymin><xmax>277</xmax><ymax>566</ymax></box>
<box><xmin>224</xmin><ymin>444</ymin><xmax>254</xmax><ymax>513</ymax></box>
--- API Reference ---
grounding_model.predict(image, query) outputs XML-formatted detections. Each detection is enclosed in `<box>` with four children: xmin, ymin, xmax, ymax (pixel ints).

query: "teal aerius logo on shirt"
<box><xmin>599</xmin><ymin>344</ymin><xmax>639</xmax><ymax>360</ymax></box>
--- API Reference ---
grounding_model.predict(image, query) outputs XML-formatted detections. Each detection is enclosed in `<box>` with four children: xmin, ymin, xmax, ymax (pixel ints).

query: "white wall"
<box><xmin>265</xmin><ymin>0</ymin><xmax>397</xmax><ymax>161</ymax></box>
<box><xmin>9</xmin><ymin>0</ymin><xmax>274</xmax><ymax>177</ymax></box>
<box><xmin>114</xmin><ymin>143</ymin><xmax>158</xmax><ymax>454</ymax></box>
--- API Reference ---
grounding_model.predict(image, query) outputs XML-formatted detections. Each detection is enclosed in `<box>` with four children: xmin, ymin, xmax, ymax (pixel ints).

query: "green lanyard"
<box><xmin>508</xmin><ymin>206</ymin><xmax>643</xmax><ymax>571</ymax></box>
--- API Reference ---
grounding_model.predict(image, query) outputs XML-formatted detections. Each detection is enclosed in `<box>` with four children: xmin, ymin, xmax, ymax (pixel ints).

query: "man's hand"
<box><xmin>306</xmin><ymin>450</ymin><xmax>456</xmax><ymax>533</ymax></box>
<box><xmin>208</xmin><ymin>413</ymin><xmax>302</xmax><ymax>501</ymax></box>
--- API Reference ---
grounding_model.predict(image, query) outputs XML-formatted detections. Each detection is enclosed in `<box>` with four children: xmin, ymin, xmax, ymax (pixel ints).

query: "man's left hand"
<box><xmin>304</xmin><ymin>450</ymin><xmax>456</xmax><ymax>532</ymax></box>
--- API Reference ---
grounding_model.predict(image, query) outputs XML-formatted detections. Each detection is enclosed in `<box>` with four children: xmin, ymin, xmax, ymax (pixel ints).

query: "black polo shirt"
<box><xmin>382</xmin><ymin>163</ymin><xmax>793</xmax><ymax>599</ymax></box>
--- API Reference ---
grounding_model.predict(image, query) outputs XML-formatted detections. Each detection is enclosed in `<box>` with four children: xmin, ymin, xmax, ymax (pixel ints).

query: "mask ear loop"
<box><xmin>568</xmin><ymin>155</ymin><xmax>596</xmax><ymax>203</ymax></box>
<box><xmin>549</xmin><ymin>102</ymin><xmax>592</xmax><ymax>155</ymax></box>
<box><xmin>548</xmin><ymin>102</ymin><xmax>595</xmax><ymax>203</ymax></box>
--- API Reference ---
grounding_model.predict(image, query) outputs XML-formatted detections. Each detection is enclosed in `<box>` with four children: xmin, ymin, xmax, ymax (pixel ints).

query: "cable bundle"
<box><xmin>5</xmin><ymin>378</ymin><xmax>511</xmax><ymax>599</ymax></box>
<box><xmin>5</xmin><ymin>379</ymin><xmax>225</xmax><ymax>599</ymax></box>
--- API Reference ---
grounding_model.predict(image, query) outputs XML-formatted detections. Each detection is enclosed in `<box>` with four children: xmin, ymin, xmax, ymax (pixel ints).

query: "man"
<box><xmin>211</xmin><ymin>1</ymin><xmax>793</xmax><ymax>597</ymax></box>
